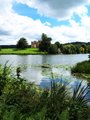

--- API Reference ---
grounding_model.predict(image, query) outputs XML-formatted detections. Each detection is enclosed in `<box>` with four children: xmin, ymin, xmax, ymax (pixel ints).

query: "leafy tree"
<box><xmin>80</xmin><ymin>47</ymin><xmax>85</xmax><ymax>53</ymax></box>
<box><xmin>39</xmin><ymin>33</ymin><xmax>52</xmax><ymax>52</ymax></box>
<box><xmin>55</xmin><ymin>42</ymin><xmax>63</xmax><ymax>53</ymax></box>
<box><xmin>55</xmin><ymin>42</ymin><xmax>61</xmax><ymax>48</ymax></box>
<box><xmin>87</xmin><ymin>45</ymin><xmax>90</xmax><ymax>53</ymax></box>
<box><xmin>81</xmin><ymin>44</ymin><xmax>87</xmax><ymax>53</ymax></box>
<box><xmin>16</xmin><ymin>37</ymin><xmax>28</xmax><ymax>49</ymax></box>
<box><xmin>48</xmin><ymin>44</ymin><xmax>58</xmax><ymax>54</ymax></box>
<box><xmin>63</xmin><ymin>45</ymin><xmax>70</xmax><ymax>54</ymax></box>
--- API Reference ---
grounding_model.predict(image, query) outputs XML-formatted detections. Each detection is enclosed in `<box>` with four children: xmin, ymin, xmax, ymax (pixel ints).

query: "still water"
<box><xmin>0</xmin><ymin>54</ymin><xmax>90</xmax><ymax>99</ymax></box>
<box><xmin>0</xmin><ymin>54</ymin><xmax>89</xmax><ymax>85</ymax></box>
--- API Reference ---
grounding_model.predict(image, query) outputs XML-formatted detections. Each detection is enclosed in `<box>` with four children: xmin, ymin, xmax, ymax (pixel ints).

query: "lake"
<box><xmin>0</xmin><ymin>54</ymin><xmax>89</xmax><ymax>85</ymax></box>
<box><xmin>0</xmin><ymin>54</ymin><xmax>90</xmax><ymax>99</ymax></box>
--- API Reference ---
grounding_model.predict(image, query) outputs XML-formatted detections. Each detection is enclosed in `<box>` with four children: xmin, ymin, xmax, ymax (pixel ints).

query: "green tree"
<box><xmin>55</xmin><ymin>42</ymin><xmax>61</xmax><ymax>48</ymax></box>
<box><xmin>80</xmin><ymin>47</ymin><xmax>85</xmax><ymax>53</ymax></box>
<box><xmin>81</xmin><ymin>44</ymin><xmax>87</xmax><ymax>53</ymax></box>
<box><xmin>16</xmin><ymin>38</ymin><xmax>28</xmax><ymax>49</ymax></box>
<box><xmin>48</xmin><ymin>44</ymin><xmax>58</xmax><ymax>54</ymax></box>
<box><xmin>39</xmin><ymin>33</ymin><xmax>52</xmax><ymax>52</ymax></box>
<box><xmin>87</xmin><ymin>45</ymin><xmax>90</xmax><ymax>53</ymax></box>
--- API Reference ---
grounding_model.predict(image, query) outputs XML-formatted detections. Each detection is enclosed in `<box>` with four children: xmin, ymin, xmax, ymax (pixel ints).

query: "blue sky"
<box><xmin>0</xmin><ymin>0</ymin><xmax>90</xmax><ymax>45</ymax></box>
<box><xmin>13</xmin><ymin>2</ymin><xmax>70</xmax><ymax>27</ymax></box>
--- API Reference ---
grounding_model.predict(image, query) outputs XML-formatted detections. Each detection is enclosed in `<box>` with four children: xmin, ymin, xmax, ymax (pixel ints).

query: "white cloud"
<box><xmin>0</xmin><ymin>0</ymin><xmax>90</xmax><ymax>45</ymax></box>
<box><xmin>16</xmin><ymin>0</ymin><xmax>90</xmax><ymax>20</ymax></box>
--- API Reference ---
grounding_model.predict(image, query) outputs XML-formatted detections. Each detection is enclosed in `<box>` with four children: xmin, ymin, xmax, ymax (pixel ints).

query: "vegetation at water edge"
<box><xmin>71</xmin><ymin>60</ymin><xmax>90</xmax><ymax>74</ymax></box>
<box><xmin>0</xmin><ymin>33</ymin><xmax>90</xmax><ymax>54</ymax></box>
<box><xmin>0</xmin><ymin>63</ymin><xmax>90</xmax><ymax>120</ymax></box>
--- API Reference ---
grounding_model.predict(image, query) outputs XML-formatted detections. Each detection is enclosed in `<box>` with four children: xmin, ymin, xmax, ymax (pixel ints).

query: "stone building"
<box><xmin>31</xmin><ymin>41</ymin><xmax>40</xmax><ymax>48</ymax></box>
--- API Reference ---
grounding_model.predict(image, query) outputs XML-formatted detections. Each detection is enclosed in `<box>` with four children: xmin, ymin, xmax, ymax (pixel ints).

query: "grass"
<box><xmin>71</xmin><ymin>60</ymin><xmax>90</xmax><ymax>74</ymax></box>
<box><xmin>0</xmin><ymin>63</ymin><xmax>90</xmax><ymax>120</ymax></box>
<box><xmin>71</xmin><ymin>60</ymin><xmax>90</xmax><ymax>82</ymax></box>
<box><xmin>0</xmin><ymin>48</ymin><xmax>47</xmax><ymax>55</ymax></box>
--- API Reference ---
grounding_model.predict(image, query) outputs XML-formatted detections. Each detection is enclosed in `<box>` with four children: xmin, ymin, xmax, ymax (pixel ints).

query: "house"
<box><xmin>31</xmin><ymin>41</ymin><xmax>40</xmax><ymax>48</ymax></box>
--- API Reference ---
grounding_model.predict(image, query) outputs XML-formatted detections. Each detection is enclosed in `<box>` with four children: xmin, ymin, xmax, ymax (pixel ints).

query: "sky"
<box><xmin>0</xmin><ymin>0</ymin><xmax>90</xmax><ymax>45</ymax></box>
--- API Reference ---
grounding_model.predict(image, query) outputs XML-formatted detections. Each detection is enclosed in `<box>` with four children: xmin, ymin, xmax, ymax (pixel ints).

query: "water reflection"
<box><xmin>0</xmin><ymin>54</ymin><xmax>90</xmax><ymax>99</ymax></box>
<box><xmin>16</xmin><ymin>55</ymin><xmax>29</xmax><ymax>65</ymax></box>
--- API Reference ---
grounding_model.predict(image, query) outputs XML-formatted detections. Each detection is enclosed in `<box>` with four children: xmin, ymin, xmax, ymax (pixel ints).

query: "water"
<box><xmin>0</xmin><ymin>54</ymin><xmax>89</xmax><ymax>84</ymax></box>
<box><xmin>0</xmin><ymin>54</ymin><xmax>90</xmax><ymax>99</ymax></box>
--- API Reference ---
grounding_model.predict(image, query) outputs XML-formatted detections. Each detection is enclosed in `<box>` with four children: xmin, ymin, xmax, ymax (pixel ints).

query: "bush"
<box><xmin>71</xmin><ymin>60</ymin><xmax>90</xmax><ymax>74</ymax></box>
<box><xmin>0</xmin><ymin>63</ymin><xmax>90</xmax><ymax>120</ymax></box>
<box><xmin>48</xmin><ymin>44</ymin><xmax>58</xmax><ymax>54</ymax></box>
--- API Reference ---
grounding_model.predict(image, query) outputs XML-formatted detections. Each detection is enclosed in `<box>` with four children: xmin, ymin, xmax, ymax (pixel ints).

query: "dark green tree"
<box><xmin>81</xmin><ymin>44</ymin><xmax>87</xmax><ymax>53</ymax></box>
<box><xmin>48</xmin><ymin>44</ymin><xmax>58</xmax><ymax>54</ymax></box>
<box><xmin>16</xmin><ymin>38</ymin><xmax>28</xmax><ymax>49</ymax></box>
<box><xmin>39</xmin><ymin>33</ymin><xmax>52</xmax><ymax>52</ymax></box>
<box><xmin>87</xmin><ymin>45</ymin><xmax>90</xmax><ymax>53</ymax></box>
<box><xmin>55</xmin><ymin>41</ymin><xmax>61</xmax><ymax>48</ymax></box>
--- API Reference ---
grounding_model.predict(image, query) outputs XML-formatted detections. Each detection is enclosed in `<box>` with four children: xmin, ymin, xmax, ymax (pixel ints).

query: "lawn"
<box><xmin>0</xmin><ymin>48</ymin><xmax>47</xmax><ymax>55</ymax></box>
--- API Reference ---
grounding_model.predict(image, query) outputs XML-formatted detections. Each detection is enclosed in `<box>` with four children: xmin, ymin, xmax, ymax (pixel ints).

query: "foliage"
<box><xmin>39</xmin><ymin>33</ymin><xmax>52</xmax><ymax>52</ymax></box>
<box><xmin>55</xmin><ymin>42</ymin><xmax>61</xmax><ymax>48</ymax></box>
<box><xmin>68</xmin><ymin>81</ymin><xmax>90</xmax><ymax>120</ymax></box>
<box><xmin>71</xmin><ymin>60</ymin><xmax>90</xmax><ymax>74</ymax></box>
<box><xmin>0</xmin><ymin>40</ymin><xmax>90</xmax><ymax>54</ymax></box>
<box><xmin>0</xmin><ymin>46</ymin><xmax>1</xmax><ymax>51</ymax></box>
<box><xmin>45</xmin><ymin>79</ymin><xmax>69</xmax><ymax>120</ymax></box>
<box><xmin>0</xmin><ymin>63</ymin><xmax>90</xmax><ymax>120</ymax></box>
<box><xmin>48</xmin><ymin>44</ymin><xmax>58</xmax><ymax>54</ymax></box>
<box><xmin>16</xmin><ymin>37</ymin><xmax>28</xmax><ymax>49</ymax></box>
<box><xmin>87</xmin><ymin>45</ymin><xmax>90</xmax><ymax>53</ymax></box>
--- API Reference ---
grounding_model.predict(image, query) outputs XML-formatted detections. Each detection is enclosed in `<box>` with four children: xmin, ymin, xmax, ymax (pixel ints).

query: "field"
<box><xmin>0</xmin><ymin>48</ymin><xmax>47</xmax><ymax>55</ymax></box>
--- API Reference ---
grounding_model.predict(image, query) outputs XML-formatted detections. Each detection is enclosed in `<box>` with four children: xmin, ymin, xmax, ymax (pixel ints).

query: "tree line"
<box><xmin>0</xmin><ymin>33</ymin><xmax>90</xmax><ymax>54</ymax></box>
<box><xmin>39</xmin><ymin>33</ymin><xmax>90</xmax><ymax>54</ymax></box>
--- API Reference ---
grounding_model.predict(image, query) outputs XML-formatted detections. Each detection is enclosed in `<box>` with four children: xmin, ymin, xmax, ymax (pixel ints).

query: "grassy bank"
<box><xmin>0</xmin><ymin>48</ymin><xmax>47</xmax><ymax>55</ymax></box>
<box><xmin>71</xmin><ymin>60</ymin><xmax>90</xmax><ymax>80</ymax></box>
<box><xmin>0</xmin><ymin>63</ymin><xmax>90</xmax><ymax>120</ymax></box>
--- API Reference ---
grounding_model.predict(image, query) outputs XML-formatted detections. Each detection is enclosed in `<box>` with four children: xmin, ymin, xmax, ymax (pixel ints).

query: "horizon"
<box><xmin>0</xmin><ymin>0</ymin><xmax>90</xmax><ymax>45</ymax></box>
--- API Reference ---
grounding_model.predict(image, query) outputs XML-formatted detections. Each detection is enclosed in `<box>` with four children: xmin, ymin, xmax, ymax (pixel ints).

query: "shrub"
<box><xmin>71</xmin><ymin>60</ymin><xmax>90</xmax><ymax>74</ymax></box>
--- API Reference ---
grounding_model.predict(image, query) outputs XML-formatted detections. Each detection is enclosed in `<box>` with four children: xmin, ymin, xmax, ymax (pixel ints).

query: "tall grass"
<box><xmin>0</xmin><ymin>63</ymin><xmax>90</xmax><ymax>120</ymax></box>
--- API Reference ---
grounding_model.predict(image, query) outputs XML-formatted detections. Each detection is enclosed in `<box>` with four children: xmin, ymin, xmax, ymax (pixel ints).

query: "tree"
<box><xmin>16</xmin><ymin>38</ymin><xmax>28</xmax><ymax>49</ymax></box>
<box><xmin>55</xmin><ymin>42</ymin><xmax>61</xmax><ymax>48</ymax></box>
<box><xmin>39</xmin><ymin>33</ymin><xmax>52</xmax><ymax>52</ymax></box>
<box><xmin>80</xmin><ymin>47</ymin><xmax>85</xmax><ymax>53</ymax></box>
<box><xmin>81</xmin><ymin>44</ymin><xmax>87</xmax><ymax>53</ymax></box>
<box><xmin>48</xmin><ymin>44</ymin><xmax>58</xmax><ymax>54</ymax></box>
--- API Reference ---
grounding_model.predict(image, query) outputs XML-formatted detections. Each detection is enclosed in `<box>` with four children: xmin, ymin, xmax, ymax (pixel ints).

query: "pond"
<box><xmin>0</xmin><ymin>54</ymin><xmax>90</xmax><ymax>99</ymax></box>
<box><xmin>0</xmin><ymin>54</ymin><xmax>89</xmax><ymax>82</ymax></box>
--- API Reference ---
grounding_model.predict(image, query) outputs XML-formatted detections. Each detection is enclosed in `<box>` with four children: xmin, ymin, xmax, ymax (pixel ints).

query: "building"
<box><xmin>31</xmin><ymin>41</ymin><xmax>40</xmax><ymax>48</ymax></box>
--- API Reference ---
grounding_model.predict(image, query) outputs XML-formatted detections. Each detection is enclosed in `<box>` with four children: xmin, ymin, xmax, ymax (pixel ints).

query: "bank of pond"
<box><xmin>0</xmin><ymin>61</ymin><xmax>90</xmax><ymax>120</ymax></box>
<box><xmin>71</xmin><ymin>60</ymin><xmax>90</xmax><ymax>82</ymax></box>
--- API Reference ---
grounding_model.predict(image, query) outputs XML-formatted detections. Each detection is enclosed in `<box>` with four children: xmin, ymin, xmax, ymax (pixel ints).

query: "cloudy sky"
<box><xmin>0</xmin><ymin>0</ymin><xmax>90</xmax><ymax>45</ymax></box>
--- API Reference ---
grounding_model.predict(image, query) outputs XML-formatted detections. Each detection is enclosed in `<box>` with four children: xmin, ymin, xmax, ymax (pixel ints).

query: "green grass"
<box><xmin>0</xmin><ymin>63</ymin><xmax>90</xmax><ymax>120</ymax></box>
<box><xmin>71</xmin><ymin>60</ymin><xmax>90</xmax><ymax>82</ymax></box>
<box><xmin>0</xmin><ymin>48</ymin><xmax>47</xmax><ymax>55</ymax></box>
<box><xmin>71</xmin><ymin>60</ymin><xmax>90</xmax><ymax>74</ymax></box>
